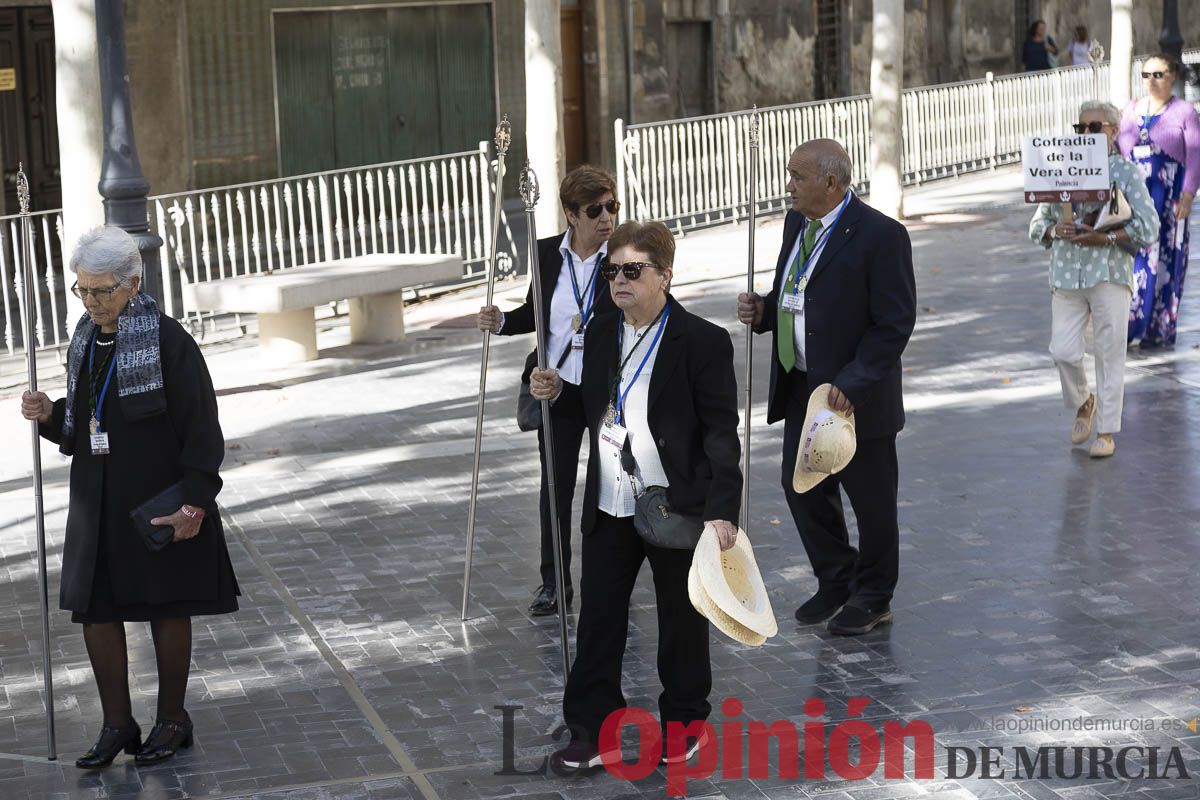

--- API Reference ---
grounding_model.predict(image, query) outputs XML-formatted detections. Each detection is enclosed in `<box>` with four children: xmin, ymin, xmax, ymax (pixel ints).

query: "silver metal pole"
<box><xmin>519</xmin><ymin>161</ymin><xmax>571</xmax><ymax>680</ymax></box>
<box><xmin>462</xmin><ymin>116</ymin><xmax>512</xmax><ymax>621</ymax></box>
<box><xmin>740</xmin><ymin>109</ymin><xmax>759</xmax><ymax>534</ymax></box>
<box><xmin>17</xmin><ymin>166</ymin><xmax>56</xmax><ymax>761</ymax></box>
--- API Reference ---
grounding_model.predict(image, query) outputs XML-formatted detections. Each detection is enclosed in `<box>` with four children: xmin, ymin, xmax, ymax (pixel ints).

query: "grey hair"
<box><xmin>815</xmin><ymin>151</ymin><xmax>852</xmax><ymax>188</ymax></box>
<box><xmin>69</xmin><ymin>225</ymin><xmax>142</xmax><ymax>282</ymax></box>
<box><xmin>1079</xmin><ymin>100</ymin><xmax>1120</xmax><ymax>127</ymax></box>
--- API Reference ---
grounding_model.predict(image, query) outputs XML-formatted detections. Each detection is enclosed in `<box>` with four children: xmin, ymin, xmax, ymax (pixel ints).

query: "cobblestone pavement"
<box><xmin>1</xmin><ymin>179</ymin><xmax>1200</xmax><ymax>799</ymax></box>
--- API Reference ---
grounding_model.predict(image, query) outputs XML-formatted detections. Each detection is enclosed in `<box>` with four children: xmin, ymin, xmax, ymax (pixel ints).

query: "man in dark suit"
<box><xmin>737</xmin><ymin>139</ymin><xmax>916</xmax><ymax>635</ymax></box>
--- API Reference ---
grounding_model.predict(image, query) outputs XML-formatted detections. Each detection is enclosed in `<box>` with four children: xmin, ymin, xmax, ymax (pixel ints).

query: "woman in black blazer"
<box><xmin>530</xmin><ymin>220</ymin><xmax>742</xmax><ymax>770</ymax></box>
<box><xmin>476</xmin><ymin>165</ymin><xmax>619</xmax><ymax>616</ymax></box>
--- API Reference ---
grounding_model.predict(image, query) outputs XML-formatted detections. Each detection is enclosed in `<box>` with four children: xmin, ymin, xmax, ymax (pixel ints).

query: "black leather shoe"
<box><xmin>794</xmin><ymin>588</ymin><xmax>850</xmax><ymax>624</ymax></box>
<box><xmin>827</xmin><ymin>604</ymin><xmax>893</xmax><ymax>635</ymax></box>
<box><xmin>529</xmin><ymin>585</ymin><xmax>574</xmax><ymax>616</ymax></box>
<box><xmin>134</xmin><ymin>712</ymin><xmax>193</xmax><ymax>765</ymax></box>
<box><xmin>75</xmin><ymin>721</ymin><xmax>141</xmax><ymax>769</ymax></box>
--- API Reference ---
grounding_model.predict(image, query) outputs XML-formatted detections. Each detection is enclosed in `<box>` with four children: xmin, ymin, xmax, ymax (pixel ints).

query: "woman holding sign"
<box><xmin>1030</xmin><ymin>102</ymin><xmax>1159</xmax><ymax>457</ymax></box>
<box><xmin>1117</xmin><ymin>54</ymin><xmax>1200</xmax><ymax>348</ymax></box>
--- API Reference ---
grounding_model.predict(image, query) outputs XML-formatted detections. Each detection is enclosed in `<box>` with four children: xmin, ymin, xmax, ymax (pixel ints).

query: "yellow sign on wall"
<box><xmin>0</xmin><ymin>68</ymin><xmax>15</xmax><ymax>91</ymax></box>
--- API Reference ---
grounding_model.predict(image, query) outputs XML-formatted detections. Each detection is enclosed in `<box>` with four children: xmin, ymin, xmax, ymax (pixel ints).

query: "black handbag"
<box><xmin>516</xmin><ymin>342</ymin><xmax>575</xmax><ymax>433</ymax></box>
<box><xmin>128</xmin><ymin>481</ymin><xmax>186</xmax><ymax>552</ymax></box>
<box><xmin>620</xmin><ymin>439</ymin><xmax>703</xmax><ymax>550</ymax></box>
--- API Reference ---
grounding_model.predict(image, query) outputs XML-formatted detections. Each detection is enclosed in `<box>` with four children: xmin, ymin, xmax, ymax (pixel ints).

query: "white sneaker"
<box><xmin>661</xmin><ymin>730</ymin><xmax>708</xmax><ymax>765</ymax></box>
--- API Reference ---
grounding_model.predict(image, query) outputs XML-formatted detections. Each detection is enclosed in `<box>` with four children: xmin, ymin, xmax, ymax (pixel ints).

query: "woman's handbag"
<box><xmin>633</xmin><ymin>485</ymin><xmax>704</xmax><ymax>550</ymax></box>
<box><xmin>516</xmin><ymin>342</ymin><xmax>575</xmax><ymax>432</ymax></box>
<box><xmin>129</xmin><ymin>481</ymin><xmax>187</xmax><ymax>552</ymax></box>
<box><xmin>1093</xmin><ymin>183</ymin><xmax>1132</xmax><ymax>232</ymax></box>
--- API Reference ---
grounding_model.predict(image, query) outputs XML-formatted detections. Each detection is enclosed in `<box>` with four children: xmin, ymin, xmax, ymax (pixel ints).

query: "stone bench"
<box><xmin>182</xmin><ymin>254</ymin><xmax>462</xmax><ymax>362</ymax></box>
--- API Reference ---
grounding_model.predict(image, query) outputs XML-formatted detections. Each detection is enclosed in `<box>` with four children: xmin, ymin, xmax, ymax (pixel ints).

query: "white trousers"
<box><xmin>1049</xmin><ymin>282</ymin><xmax>1131</xmax><ymax>434</ymax></box>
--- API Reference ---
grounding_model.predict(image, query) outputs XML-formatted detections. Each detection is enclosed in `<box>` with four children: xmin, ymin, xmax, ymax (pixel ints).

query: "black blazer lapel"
<box><xmin>805</xmin><ymin>195</ymin><xmax>862</xmax><ymax>289</ymax></box>
<box><xmin>647</xmin><ymin>298</ymin><xmax>687</xmax><ymax>413</ymax></box>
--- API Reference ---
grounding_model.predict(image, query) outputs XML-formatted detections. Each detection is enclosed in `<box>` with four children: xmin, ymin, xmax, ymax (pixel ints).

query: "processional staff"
<box><xmin>462</xmin><ymin>117</ymin><xmax>512</xmax><ymax>621</ymax></box>
<box><xmin>740</xmin><ymin>108</ymin><xmax>760</xmax><ymax>533</ymax></box>
<box><xmin>17</xmin><ymin>166</ymin><xmax>57</xmax><ymax>761</ymax></box>
<box><xmin>519</xmin><ymin>160</ymin><xmax>572</xmax><ymax>680</ymax></box>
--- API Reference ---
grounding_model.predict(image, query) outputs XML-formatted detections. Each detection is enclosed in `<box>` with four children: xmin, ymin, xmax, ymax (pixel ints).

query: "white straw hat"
<box><xmin>792</xmin><ymin>383</ymin><xmax>857</xmax><ymax>494</ymax></box>
<box><xmin>687</xmin><ymin>523</ymin><xmax>777</xmax><ymax>645</ymax></box>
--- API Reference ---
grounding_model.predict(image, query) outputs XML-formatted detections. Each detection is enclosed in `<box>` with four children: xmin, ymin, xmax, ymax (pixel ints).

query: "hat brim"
<box><xmin>792</xmin><ymin>383</ymin><xmax>857</xmax><ymax>494</ymax></box>
<box><xmin>688</xmin><ymin>556</ymin><xmax>767</xmax><ymax>646</ymax></box>
<box><xmin>693</xmin><ymin>524</ymin><xmax>778</xmax><ymax>638</ymax></box>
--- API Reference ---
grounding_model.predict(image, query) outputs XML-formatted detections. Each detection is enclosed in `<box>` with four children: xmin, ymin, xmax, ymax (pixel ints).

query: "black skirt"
<box><xmin>71</xmin><ymin>516</ymin><xmax>240</xmax><ymax>624</ymax></box>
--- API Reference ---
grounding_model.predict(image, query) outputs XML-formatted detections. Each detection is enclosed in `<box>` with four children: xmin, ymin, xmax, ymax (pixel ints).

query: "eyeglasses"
<box><xmin>1072</xmin><ymin>121</ymin><xmax>1106</xmax><ymax>134</ymax></box>
<box><xmin>583</xmin><ymin>199</ymin><xmax>620</xmax><ymax>219</ymax></box>
<box><xmin>601</xmin><ymin>261</ymin><xmax>656</xmax><ymax>281</ymax></box>
<box><xmin>1141</xmin><ymin>71</ymin><xmax>1169</xmax><ymax>79</ymax></box>
<box><xmin>70</xmin><ymin>281</ymin><xmax>127</xmax><ymax>300</ymax></box>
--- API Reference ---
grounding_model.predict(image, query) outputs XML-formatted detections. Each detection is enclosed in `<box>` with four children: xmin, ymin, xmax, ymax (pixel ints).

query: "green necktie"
<box><xmin>777</xmin><ymin>219</ymin><xmax>823</xmax><ymax>372</ymax></box>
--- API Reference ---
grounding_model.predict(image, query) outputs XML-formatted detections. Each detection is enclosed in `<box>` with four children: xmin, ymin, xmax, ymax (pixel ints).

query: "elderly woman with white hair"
<box><xmin>20</xmin><ymin>226</ymin><xmax>237</xmax><ymax>768</ymax></box>
<box><xmin>1030</xmin><ymin>101</ymin><xmax>1159</xmax><ymax>457</ymax></box>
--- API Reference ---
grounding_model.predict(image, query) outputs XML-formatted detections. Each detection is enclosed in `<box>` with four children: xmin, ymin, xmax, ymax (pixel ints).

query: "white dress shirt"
<box><xmin>542</xmin><ymin>230</ymin><xmax>607</xmax><ymax>385</ymax></box>
<box><xmin>597</xmin><ymin>317</ymin><xmax>670</xmax><ymax>518</ymax></box>
<box><xmin>777</xmin><ymin>191</ymin><xmax>851</xmax><ymax>372</ymax></box>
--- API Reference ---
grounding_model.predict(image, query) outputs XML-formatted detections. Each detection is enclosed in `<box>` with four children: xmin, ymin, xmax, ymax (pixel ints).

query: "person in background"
<box><xmin>476</xmin><ymin>165</ymin><xmax>618</xmax><ymax>616</ymax></box>
<box><xmin>1118</xmin><ymin>53</ymin><xmax>1200</xmax><ymax>348</ymax></box>
<box><xmin>1030</xmin><ymin>102</ymin><xmax>1159</xmax><ymax>458</ymax></box>
<box><xmin>1068</xmin><ymin>26</ymin><xmax>1092</xmax><ymax>66</ymax></box>
<box><xmin>1022</xmin><ymin>20</ymin><xmax>1058</xmax><ymax>72</ymax></box>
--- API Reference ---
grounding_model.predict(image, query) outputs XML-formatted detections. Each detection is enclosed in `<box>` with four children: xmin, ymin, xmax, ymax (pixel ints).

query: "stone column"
<box><xmin>1110</xmin><ymin>0</ymin><xmax>1133</xmax><ymax>106</ymax></box>
<box><xmin>525</xmin><ymin>0</ymin><xmax>566</xmax><ymax>234</ymax></box>
<box><xmin>869</xmin><ymin>0</ymin><xmax>904</xmax><ymax>220</ymax></box>
<box><xmin>50</xmin><ymin>0</ymin><xmax>105</xmax><ymax>251</ymax></box>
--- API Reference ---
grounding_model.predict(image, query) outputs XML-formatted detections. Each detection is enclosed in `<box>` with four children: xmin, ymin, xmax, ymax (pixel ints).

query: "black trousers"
<box><xmin>536</xmin><ymin>397</ymin><xmax>585</xmax><ymax>591</ymax></box>
<box><xmin>780</xmin><ymin>370</ymin><xmax>900</xmax><ymax>607</ymax></box>
<box><xmin>562</xmin><ymin>512</ymin><xmax>711</xmax><ymax>747</ymax></box>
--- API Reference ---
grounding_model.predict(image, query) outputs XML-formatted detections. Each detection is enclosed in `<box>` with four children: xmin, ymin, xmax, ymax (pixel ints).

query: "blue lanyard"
<box><xmin>788</xmin><ymin>192</ymin><xmax>852</xmax><ymax>295</ymax></box>
<box><xmin>88</xmin><ymin>333</ymin><xmax>118</xmax><ymax>432</ymax></box>
<box><xmin>615</xmin><ymin>303</ymin><xmax>671</xmax><ymax>425</ymax></box>
<box><xmin>565</xmin><ymin>250</ymin><xmax>602</xmax><ymax>327</ymax></box>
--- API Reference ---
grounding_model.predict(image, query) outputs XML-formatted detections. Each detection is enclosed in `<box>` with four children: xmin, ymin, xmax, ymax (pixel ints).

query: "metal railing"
<box><xmin>617</xmin><ymin>50</ymin><xmax>1200</xmax><ymax>232</ymax></box>
<box><xmin>0</xmin><ymin>143</ymin><xmax>517</xmax><ymax>358</ymax></box>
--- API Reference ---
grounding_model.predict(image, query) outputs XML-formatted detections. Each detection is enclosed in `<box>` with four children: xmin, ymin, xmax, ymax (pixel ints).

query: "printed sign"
<box><xmin>1021</xmin><ymin>134</ymin><xmax>1110</xmax><ymax>203</ymax></box>
<box><xmin>0</xmin><ymin>69</ymin><xmax>15</xmax><ymax>92</ymax></box>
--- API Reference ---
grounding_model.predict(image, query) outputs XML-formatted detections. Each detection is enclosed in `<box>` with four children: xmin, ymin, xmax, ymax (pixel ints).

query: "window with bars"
<box><xmin>814</xmin><ymin>0</ymin><xmax>844</xmax><ymax>100</ymax></box>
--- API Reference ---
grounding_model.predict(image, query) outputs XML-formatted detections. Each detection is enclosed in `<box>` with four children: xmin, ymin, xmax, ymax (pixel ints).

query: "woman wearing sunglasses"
<box><xmin>529</xmin><ymin>220</ymin><xmax>742</xmax><ymax>769</ymax></box>
<box><xmin>476</xmin><ymin>165</ymin><xmax>619</xmax><ymax>616</ymax></box>
<box><xmin>1117</xmin><ymin>53</ymin><xmax>1200</xmax><ymax>348</ymax></box>
<box><xmin>1030</xmin><ymin>102</ymin><xmax>1159</xmax><ymax>457</ymax></box>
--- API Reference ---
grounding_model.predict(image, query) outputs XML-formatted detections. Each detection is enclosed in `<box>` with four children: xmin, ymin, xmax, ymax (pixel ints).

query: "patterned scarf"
<box><xmin>61</xmin><ymin>291</ymin><xmax>166</xmax><ymax>455</ymax></box>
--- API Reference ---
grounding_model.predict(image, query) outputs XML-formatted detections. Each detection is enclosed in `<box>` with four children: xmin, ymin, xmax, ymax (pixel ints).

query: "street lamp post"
<box><xmin>95</xmin><ymin>0</ymin><xmax>163</xmax><ymax>301</ymax></box>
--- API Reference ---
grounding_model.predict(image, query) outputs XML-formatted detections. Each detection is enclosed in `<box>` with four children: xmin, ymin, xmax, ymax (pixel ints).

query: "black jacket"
<box><xmin>557</xmin><ymin>298</ymin><xmax>742</xmax><ymax>536</ymax></box>
<box><xmin>499</xmin><ymin>232</ymin><xmax>615</xmax><ymax>381</ymax></box>
<box><xmin>40</xmin><ymin>315</ymin><xmax>238</xmax><ymax>612</ymax></box>
<box><xmin>755</xmin><ymin>196</ymin><xmax>916</xmax><ymax>440</ymax></box>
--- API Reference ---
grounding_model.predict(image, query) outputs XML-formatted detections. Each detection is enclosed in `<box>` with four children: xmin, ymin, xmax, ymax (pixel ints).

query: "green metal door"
<box><xmin>274</xmin><ymin>3</ymin><xmax>495</xmax><ymax>176</ymax></box>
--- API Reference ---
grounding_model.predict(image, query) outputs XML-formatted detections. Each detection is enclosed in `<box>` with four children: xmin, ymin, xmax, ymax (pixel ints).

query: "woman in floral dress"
<box><xmin>1118</xmin><ymin>53</ymin><xmax>1200</xmax><ymax>347</ymax></box>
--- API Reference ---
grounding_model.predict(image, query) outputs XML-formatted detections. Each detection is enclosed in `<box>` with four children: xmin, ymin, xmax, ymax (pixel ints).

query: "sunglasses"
<box><xmin>582</xmin><ymin>199</ymin><xmax>620</xmax><ymax>219</ymax></box>
<box><xmin>71</xmin><ymin>280</ymin><xmax>127</xmax><ymax>300</ymax></box>
<box><xmin>1072</xmin><ymin>121</ymin><xmax>1107</xmax><ymax>134</ymax></box>
<box><xmin>601</xmin><ymin>261</ymin><xmax>656</xmax><ymax>281</ymax></box>
<box><xmin>1141</xmin><ymin>71</ymin><xmax>1169</xmax><ymax>79</ymax></box>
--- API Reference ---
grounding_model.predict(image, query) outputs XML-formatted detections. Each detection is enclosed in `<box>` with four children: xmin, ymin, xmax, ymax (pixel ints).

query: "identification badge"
<box><xmin>1132</xmin><ymin>144</ymin><xmax>1153</xmax><ymax>160</ymax></box>
<box><xmin>572</xmin><ymin>332</ymin><xmax>585</xmax><ymax>351</ymax></box>
<box><xmin>90</xmin><ymin>431</ymin><xmax>110</xmax><ymax>455</ymax></box>
<box><xmin>571</xmin><ymin>313</ymin><xmax>583</xmax><ymax>332</ymax></box>
<box><xmin>781</xmin><ymin>292</ymin><xmax>804</xmax><ymax>313</ymax></box>
<box><xmin>599</xmin><ymin>422</ymin><xmax>628</xmax><ymax>451</ymax></box>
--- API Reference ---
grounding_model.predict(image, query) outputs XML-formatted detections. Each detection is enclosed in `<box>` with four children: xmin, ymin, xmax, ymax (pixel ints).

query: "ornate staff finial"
<box><xmin>495</xmin><ymin>114</ymin><xmax>512</xmax><ymax>157</ymax></box>
<box><xmin>519</xmin><ymin>160</ymin><xmax>540</xmax><ymax>210</ymax></box>
<box><xmin>748</xmin><ymin>105</ymin><xmax>760</xmax><ymax>149</ymax></box>
<box><xmin>16</xmin><ymin>163</ymin><xmax>30</xmax><ymax>215</ymax></box>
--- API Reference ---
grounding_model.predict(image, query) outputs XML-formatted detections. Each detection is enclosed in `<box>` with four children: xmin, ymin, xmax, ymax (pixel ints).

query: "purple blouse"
<box><xmin>1117</xmin><ymin>96</ymin><xmax>1200</xmax><ymax>195</ymax></box>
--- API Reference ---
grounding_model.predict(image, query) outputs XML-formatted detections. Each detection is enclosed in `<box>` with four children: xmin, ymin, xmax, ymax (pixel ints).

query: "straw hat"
<box><xmin>687</xmin><ymin>523</ymin><xmax>777</xmax><ymax>646</ymax></box>
<box><xmin>792</xmin><ymin>383</ymin><xmax>857</xmax><ymax>494</ymax></box>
